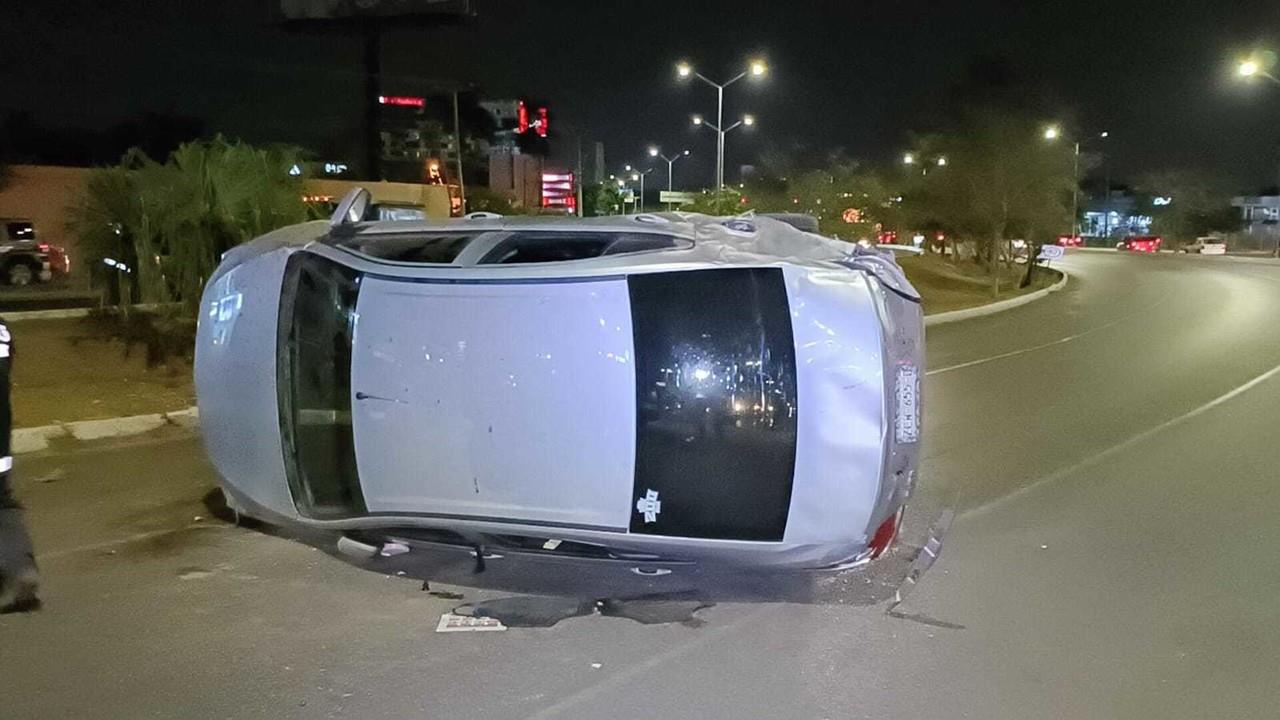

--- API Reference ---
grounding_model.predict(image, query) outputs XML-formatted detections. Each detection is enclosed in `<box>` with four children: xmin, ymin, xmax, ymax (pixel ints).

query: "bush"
<box><xmin>80</xmin><ymin>308</ymin><xmax>196</xmax><ymax>368</ymax></box>
<box><xmin>71</xmin><ymin>137</ymin><xmax>310</xmax><ymax>319</ymax></box>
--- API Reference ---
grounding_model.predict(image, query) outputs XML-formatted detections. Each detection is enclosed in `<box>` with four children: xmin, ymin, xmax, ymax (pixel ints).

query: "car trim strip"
<box><xmin>360</xmin><ymin>511</ymin><xmax>627</xmax><ymax>534</ymax></box>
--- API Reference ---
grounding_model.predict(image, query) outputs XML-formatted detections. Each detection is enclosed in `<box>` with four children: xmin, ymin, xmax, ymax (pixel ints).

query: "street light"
<box><xmin>1236</xmin><ymin>57</ymin><xmax>1280</xmax><ymax>85</ymax></box>
<box><xmin>902</xmin><ymin>152</ymin><xmax>946</xmax><ymax>176</ymax></box>
<box><xmin>628</xmin><ymin>167</ymin><xmax>655</xmax><ymax>213</ymax></box>
<box><xmin>1045</xmin><ymin>125</ymin><xmax>1109</xmax><ymax>238</ymax></box>
<box><xmin>692</xmin><ymin>113</ymin><xmax>757</xmax><ymax>187</ymax></box>
<box><xmin>676</xmin><ymin>58</ymin><xmax>768</xmax><ymax>188</ymax></box>
<box><xmin>650</xmin><ymin>147</ymin><xmax>692</xmax><ymax>207</ymax></box>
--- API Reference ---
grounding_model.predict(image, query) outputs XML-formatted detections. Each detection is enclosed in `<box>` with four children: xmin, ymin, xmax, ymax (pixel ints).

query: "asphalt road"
<box><xmin>3</xmin><ymin>251</ymin><xmax>1280</xmax><ymax>719</ymax></box>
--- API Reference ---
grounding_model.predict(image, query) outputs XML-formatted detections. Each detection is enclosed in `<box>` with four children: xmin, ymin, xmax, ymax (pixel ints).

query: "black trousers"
<box><xmin>0</xmin><ymin>472</ymin><xmax>36</xmax><ymax>579</ymax></box>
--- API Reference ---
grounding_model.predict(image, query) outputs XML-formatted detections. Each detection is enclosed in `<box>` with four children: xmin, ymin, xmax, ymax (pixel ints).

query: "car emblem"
<box><xmin>636</xmin><ymin>489</ymin><xmax>662</xmax><ymax>523</ymax></box>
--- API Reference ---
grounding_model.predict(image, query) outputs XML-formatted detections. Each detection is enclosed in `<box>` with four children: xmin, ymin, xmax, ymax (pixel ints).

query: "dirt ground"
<box><xmin>8</xmin><ymin>317</ymin><xmax>194</xmax><ymax>428</ymax></box>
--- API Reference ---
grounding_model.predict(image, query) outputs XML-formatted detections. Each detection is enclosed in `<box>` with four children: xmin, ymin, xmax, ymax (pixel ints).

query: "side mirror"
<box><xmin>330</xmin><ymin>188</ymin><xmax>373</xmax><ymax>229</ymax></box>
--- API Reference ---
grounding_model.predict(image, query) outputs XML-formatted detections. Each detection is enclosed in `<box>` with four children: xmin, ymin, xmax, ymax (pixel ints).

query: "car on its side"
<box><xmin>1180</xmin><ymin>236</ymin><xmax>1227</xmax><ymax>255</ymax></box>
<box><xmin>1116</xmin><ymin>235</ymin><xmax>1163</xmax><ymax>253</ymax></box>
<box><xmin>196</xmin><ymin>190</ymin><xmax>926</xmax><ymax>574</ymax></box>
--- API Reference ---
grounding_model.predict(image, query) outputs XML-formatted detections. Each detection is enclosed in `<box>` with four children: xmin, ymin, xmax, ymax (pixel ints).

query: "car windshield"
<box><xmin>4</xmin><ymin>221</ymin><xmax>34</xmax><ymax>241</ymax></box>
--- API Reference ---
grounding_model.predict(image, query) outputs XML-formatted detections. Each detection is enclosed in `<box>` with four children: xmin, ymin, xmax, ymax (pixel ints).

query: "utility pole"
<box><xmin>363</xmin><ymin>24</ymin><xmax>382</xmax><ymax>181</ymax></box>
<box><xmin>451</xmin><ymin>90</ymin><xmax>465</xmax><ymax>214</ymax></box>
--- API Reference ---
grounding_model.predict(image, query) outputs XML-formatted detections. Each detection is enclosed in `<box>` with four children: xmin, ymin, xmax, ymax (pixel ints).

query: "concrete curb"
<box><xmin>924</xmin><ymin>270</ymin><xmax>1068</xmax><ymax>327</ymax></box>
<box><xmin>5</xmin><ymin>307</ymin><xmax>95</xmax><ymax>322</ymax></box>
<box><xmin>11</xmin><ymin>406</ymin><xmax>199</xmax><ymax>454</ymax></box>
<box><xmin>5</xmin><ymin>303</ymin><xmax>176</xmax><ymax>323</ymax></box>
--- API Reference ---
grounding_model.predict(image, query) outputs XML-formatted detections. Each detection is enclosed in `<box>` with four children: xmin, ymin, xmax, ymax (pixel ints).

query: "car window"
<box><xmin>478</xmin><ymin>231</ymin><xmax>688</xmax><ymax>264</ymax></box>
<box><xmin>338</xmin><ymin>233</ymin><xmax>477</xmax><ymax>264</ymax></box>
<box><xmin>5</xmin><ymin>222</ymin><xmax>34</xmax><ymax>241</ymax></box>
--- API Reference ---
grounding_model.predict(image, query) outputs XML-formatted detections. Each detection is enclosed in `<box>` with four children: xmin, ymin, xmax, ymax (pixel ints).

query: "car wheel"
<box><xmin>5</xmin><ymin>262</ymin><xmax>35</xmax><ymax>287</ymax></box>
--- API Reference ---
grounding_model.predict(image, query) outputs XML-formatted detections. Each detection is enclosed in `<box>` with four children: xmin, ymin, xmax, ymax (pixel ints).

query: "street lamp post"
<box><xmin>1045</xmin><ymin>125</ymin><xmax>1109</xmax><ymax>238</ymax></box>
<box><xmin>902</xmin><ymin>152</ymin><xmax>948</xmax><ymax>177</ymax></box>
<box><xmin>649</xmin><ymin>146</ymin><xmax>691</xmax><ymax>207</ymax></box>
<box><xmin>676</xmin><ymin>59</ymin><xmax>766</xmax><ymax>188</ymax></box>
<box><xmin>691</xmin><ymin>114</ymin><xmax>755</xmax><ymax>189</ymax></box>
<box><xmin>630</xmin><ymin>167</ymin><xmax>655</xmax><ymax>213</ymax></box>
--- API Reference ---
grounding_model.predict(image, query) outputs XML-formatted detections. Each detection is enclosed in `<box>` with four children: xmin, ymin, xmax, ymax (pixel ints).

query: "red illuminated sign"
<box><xmin>541</xmin><ymin>171</ymin><xmax>576</xmax><ymax>212</ymax></box>
<box><xmin>378</xmin><ymin>95</ymin><xmax>425</xmax><ymax>108</ymax></box>
<box><xmin>516</xmin><ymin>100</ymin><xmax>549</xmax><ymax>136</ymax></box>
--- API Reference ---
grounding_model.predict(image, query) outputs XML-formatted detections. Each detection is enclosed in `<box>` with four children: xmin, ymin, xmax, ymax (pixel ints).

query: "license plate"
<box><xmin>894</xmin><ymin>365</ymin><xmax>920</xmax><ymax>444</ymax></box>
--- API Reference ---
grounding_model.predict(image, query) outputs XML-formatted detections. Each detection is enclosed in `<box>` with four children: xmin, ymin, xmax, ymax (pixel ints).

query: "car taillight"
<box><xmin>37</xmin><ymin>242</ymin><xmax>49</xmax><ymax>251</ymax></box>
<box><xmin>868</xmin><ymin>508</ymin><xmax>903</xmax><ymax>559</ymax></box>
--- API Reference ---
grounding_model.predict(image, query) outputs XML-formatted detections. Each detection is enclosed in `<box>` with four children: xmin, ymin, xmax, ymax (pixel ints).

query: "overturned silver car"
<box><xmin>196</xmin><ymin>190</ymin><xmax>924</xmax><ymax>571</ymax></box>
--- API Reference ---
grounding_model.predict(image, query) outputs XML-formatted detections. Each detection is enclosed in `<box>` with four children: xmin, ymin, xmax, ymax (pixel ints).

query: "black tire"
<box><xmin>4</xmin><ymin>262</ymin><xmax>35</xmax><ymax>287</ymax></box>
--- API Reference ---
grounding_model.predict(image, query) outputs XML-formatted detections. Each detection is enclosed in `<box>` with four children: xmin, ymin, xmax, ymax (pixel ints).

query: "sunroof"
<box><xmin>337</xmin><ymin>233</ymin><xmax>478</xmax><ymax>264</ymax></box>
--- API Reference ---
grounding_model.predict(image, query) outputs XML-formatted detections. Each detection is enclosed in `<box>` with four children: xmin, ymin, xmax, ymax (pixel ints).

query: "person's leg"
<box><xmin>0</xmin><ymin>473</ymin><xmax>40</xmax><ymax>613</ymax></box>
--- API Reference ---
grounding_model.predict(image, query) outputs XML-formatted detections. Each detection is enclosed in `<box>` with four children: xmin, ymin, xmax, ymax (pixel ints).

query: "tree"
<box><xmin>745</xmin><ymin>166</ymin><xmax>898</xmax><ymax>242</ymax></box>
<box><xmin>591</xmin><ymin>182</ymin><xmax>624</xmax><ymax>216</ymax></box>
<box><xmin>71</xmin><ymin>136</ymin><xmax>310</xmax><ymax>316</ymax></box>
<box><xmin>1136</xmin><ymin>170</ymin><xmax>1241</xmax><ymax>243</ymax></box>
<box><xmin>920</xmin><ymin>107</ymin><xmax>1073</xmax><ymax>294</ymax></box>
<box><xmin>686</xmin><ymin>188</ymin><xmax>747</xmax><ymax>215</ymax></box>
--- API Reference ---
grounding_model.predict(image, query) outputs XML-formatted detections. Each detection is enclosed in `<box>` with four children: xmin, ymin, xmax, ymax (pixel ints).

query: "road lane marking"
<box><xmin>967</xmin><ymin>360</ymin><xmax>1280</xmax><ymax>517</ymax></box>
<box><xmin>927</xmin><ymin>295</ymin><xmax>1168</xmax><ymax>377</ymax></box>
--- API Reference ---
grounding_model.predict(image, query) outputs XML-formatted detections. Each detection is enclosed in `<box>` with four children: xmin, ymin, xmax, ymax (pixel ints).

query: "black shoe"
<box><xmin>0</xmin><ymin>569</ymin><xmax>40</xmax><ymax>614</ymax></box>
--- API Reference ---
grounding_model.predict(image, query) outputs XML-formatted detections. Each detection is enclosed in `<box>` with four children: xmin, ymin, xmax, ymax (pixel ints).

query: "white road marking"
<box><xmin>967</xmin><ymin>360</ymin><xmax>1280</xmax><ymax>517</ymax></box>
<box><xmin>927</xmin><ymin>295</ymin><xmax>1168</xmax><ymax>376</ymax></box>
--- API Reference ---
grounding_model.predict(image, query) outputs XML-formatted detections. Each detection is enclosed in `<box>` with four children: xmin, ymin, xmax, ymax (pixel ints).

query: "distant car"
<box><xmin>1117</xmin><ymin>235</ymin><xmax>1163</xmax><ymax>253</ymax></box>
<box><xmin>1056</xmin><ymin>234</ymin><xmax>1084</xmax><ymax>247</ymax></box>
<box><xmin>1180</xmin><ymin>237</ymin><xmax>1226</xmax><ymax>255</ymax></box>
<box><xmin>196</xmin><ymin>189</ymin><xmax>926</xmax><ymax>572</ymax></box>
<box><xmin>0</xmin><ymin>220</ymin><xmax>55</xmax><ymax>286</ymax></box>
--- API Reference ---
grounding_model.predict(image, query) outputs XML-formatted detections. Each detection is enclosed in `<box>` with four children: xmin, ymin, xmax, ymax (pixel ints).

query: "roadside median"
<box><xmin>899</xmin><ymin>253</ymin><xmax>1066</xmax><ymax>323</ymax></box>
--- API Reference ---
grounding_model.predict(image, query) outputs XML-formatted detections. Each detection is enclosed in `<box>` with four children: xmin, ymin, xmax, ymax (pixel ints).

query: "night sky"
<box><xmin>6</xmin><ymin>0</ymin><xmax>1280</xmax><ymax>190</ymax></box>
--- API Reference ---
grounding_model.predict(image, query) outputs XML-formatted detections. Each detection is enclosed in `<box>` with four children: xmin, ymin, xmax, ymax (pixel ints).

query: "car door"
<box><xmin>349</xmin><ymin>274</ymin><xmax>638</xmax><ymax>531</ymax></box>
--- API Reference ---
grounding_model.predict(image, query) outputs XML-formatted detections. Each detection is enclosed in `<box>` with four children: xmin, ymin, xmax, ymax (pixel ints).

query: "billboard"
<box><xmin>541</xmin><ymin>172</ymin><xmax>576</xmax><ymax>213</ymax></box>
<box><xmin>274</xmin><ymin>0</ymin><xmax>472</xmax><ymax>21</ymax></box>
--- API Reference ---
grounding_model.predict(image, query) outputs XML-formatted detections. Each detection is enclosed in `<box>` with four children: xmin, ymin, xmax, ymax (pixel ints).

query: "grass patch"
<box><xmin>899</xmin><ymin>254</ymin><xmax>1061</xmax><ymax>315</ymax></box>
<box><xmin>9</xmin><ymin>315</ymin><xmax>194</xmax><ymax>428</ymax></box>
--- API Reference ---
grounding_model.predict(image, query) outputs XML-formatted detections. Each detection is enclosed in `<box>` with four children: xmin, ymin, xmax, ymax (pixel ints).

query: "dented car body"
<box><xmin>196</xmin><ymin>196</ymin><xmax>924</xmax><ymax>571</ymax></box>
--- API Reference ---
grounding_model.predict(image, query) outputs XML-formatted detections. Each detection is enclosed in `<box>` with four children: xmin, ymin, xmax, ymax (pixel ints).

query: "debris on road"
<box><xmin>436</xmin><ymin>613</ymin><xmax>506</xmax><ymax>633</ymax></box>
